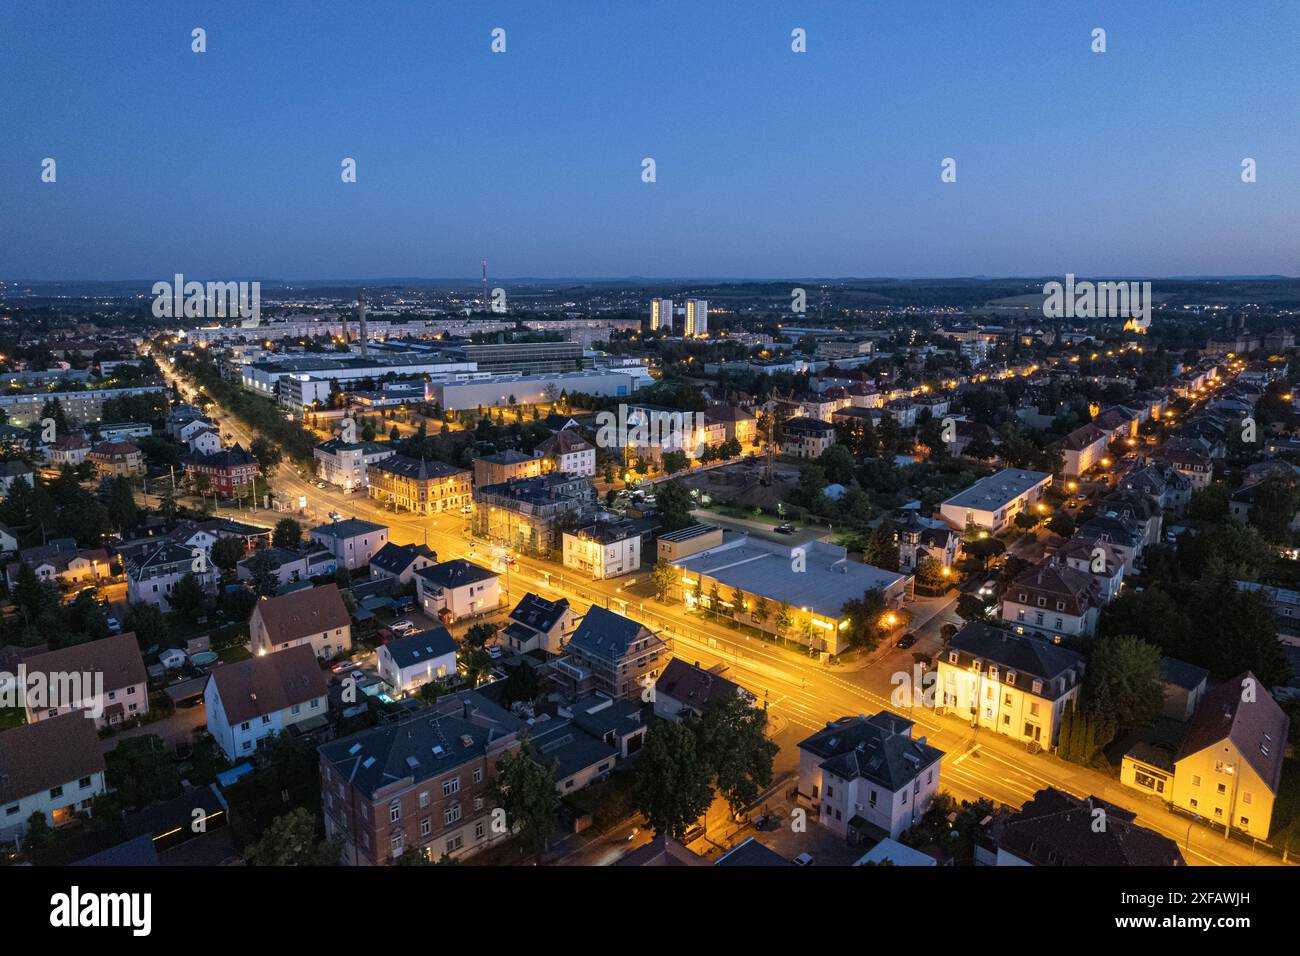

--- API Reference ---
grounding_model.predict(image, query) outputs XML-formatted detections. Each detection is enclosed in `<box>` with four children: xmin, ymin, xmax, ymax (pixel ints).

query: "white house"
<box><xmin>368</xmin><ymin>542</ymin><xmax>438</xmax><ymax>585</ymax></box>
<box><xmin>309</xmin><ymin>517</ymin><xmax>389</xmax><ymax>571</ymax></box>
<box><xmin>204</xmin><ymin>644</ymin><xmax>329</xmax><ymax>761</ymax></box>
<box><xmin>534</xmin><ymin>427</ymin><xmax>596</xmax><ymax>478</ymax></box>
<box><xmin>186</xmin><ymin>426</ymin><xmax>223</xmax><ymax>456</ymax></box>
<box><xmin>313</xmin><ymin>438</ymin><xmax>395</xmax><ymax>490</ymax></box>
<box><xmin>999</xmin><ymin>557</ymin><xmax>1101</xmax><ymax>643</ymax></box>
<box><xmin>501</xmin><ymin>592</ymin><xmax>579</xmax><ymax>656</ymax></box>
<box><xmin>562</xmin><ymin>521</ymin><xmax>641</xmax><ymax>579</ymax></box>
<box><xmin>125</xmin><ymin>542</ymin><xmax>218</xmax><ymax>610</ymax></box>
<box><xmin>797</xmin><ymin>711</ymin><xmax>944</xmax><ymax>842</ymax></box>
<box><xmin>0</xmin><ymin>713</ymin><xmax>107</xmax><ymax>848</ymax></box>
<box><xmin>939</xmin><ymin>469</ymin><xmax>1053</xmax><ymax>533</ymax></box>
<box><xmin>377</xmin><ymin>627</ymin><xmax>458</xmax><ymax>695</ymax></box>
<box><xmin>415</xmin><ymin>559</ymin><xmax>500</xmax><ymax>624</ymax></box>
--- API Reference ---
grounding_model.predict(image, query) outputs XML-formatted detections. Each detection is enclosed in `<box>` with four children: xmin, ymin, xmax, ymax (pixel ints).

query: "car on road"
<box><xmin>774</xmin><ymin>523</ymin><xmax>796</xmax><ymax>534</ymax></box>
<box><xmin>895</xmin><ymin>632</ymin><xmax>918</xmax><ymax>649</ymax></box>
<box><xmin>978</xmin><ymin>579</ymin><xmax>997</xmax><ymax>597</ymax></box>
<box><xmin>793</xmin><ymin>852</ymin><xmax>815</xmax><ymax>866</ymax></box>
<box><xmin>331</xmin><ymin>659</ymin><xmax>357</xmax><ymax>674</ymax></box>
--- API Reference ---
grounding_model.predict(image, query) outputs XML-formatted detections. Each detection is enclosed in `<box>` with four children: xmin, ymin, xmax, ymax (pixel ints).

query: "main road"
<box><xmin>155</xmin><ymin>355</ymin><xmax>1285</xmax><ymax>867</ymax></box>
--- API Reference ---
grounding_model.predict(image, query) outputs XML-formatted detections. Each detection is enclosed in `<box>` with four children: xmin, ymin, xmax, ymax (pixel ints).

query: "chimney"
<box><xmin>357</xmin><ymin>288</ymin><xmax>369</xmax><ymax>357</ymax></box>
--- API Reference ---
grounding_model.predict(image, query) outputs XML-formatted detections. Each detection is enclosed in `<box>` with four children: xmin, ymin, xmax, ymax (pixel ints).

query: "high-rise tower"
<box><xmin>357</xmin><ymin>288</ymin><xmax>369</xmax><ymax>357</ymax></box>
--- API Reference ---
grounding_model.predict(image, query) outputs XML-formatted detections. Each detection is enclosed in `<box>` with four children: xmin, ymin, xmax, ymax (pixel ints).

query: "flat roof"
<box><xmin>670</xmin><ymin>535</ymin><xmax>907</xmax><ymax>620</ymax></box>
<box><xmin>941</xmin><ymin>468</ymin><xmax>1052</xmax><ymax>513</ymax></box>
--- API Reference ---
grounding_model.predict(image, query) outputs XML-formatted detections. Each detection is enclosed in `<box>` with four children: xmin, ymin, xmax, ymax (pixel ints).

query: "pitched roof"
<box><xmin>655</xmin><ymin>657</ymin><xmax>748</xmax><ymax>713</ymax></box>
<box><xmin>369</xmin><ymin>454</ymin><xmax>468</xmax><ymax>481</ymax></box>
<box><xmin>318</xmin><ymin>691</ymin><xmax>521</xmax><ymax>798</ymax></box>
<box><xmin>1007</xmin><ymin>558</ymin><xmax>1099</xmax><ymax>617</ymax></box>
<box><xmin>798</xmin><ymin>711</ymin><xmax>943</xmax><ymax>791</ymax></box>
<box><xmin>536</xmin><ymin>428</ymin><xmax>594</xmax><ymax>456</ymax></box>
<box><xmin>1175</xmin><ymin>672</ymin><xmax>1288</xmax><ymax>795</ymax></box>
<box><xmin>1062</xmin><ymin>423</ymin><xmax>1107</xmax><ymax>451</ymax></box>
<box><xmin>0</xmin><ymin>712</ymin><xmax>106</xmax><ymax>804</ymax></box>
<box><xmin>508</xmin><ymin>592</ymin><xmax>571</xmax><ymax>635</ymax></box>
<box><xmin>88</xmin><ymin>441</ymin><xmax>141</xmax><ymax>458</ymax></box>
<box><xmin>25</xmin><ymin>632</ymin><xmax>146</xmax><ymax>692</ymax></box>
<box><xmin>947</xmin><ymin>623</ymin><xmax>1083</xmax><ymax>696</ymax></box>
<box><xmin>253</xmin><ymin>583</ymin><xmax>351</xmax><ymax>647</ymax></box>
<box><xmin>416</xmin><ymin>558</ymin><xmax>497</xmax><ymax>590</ymax></box>
<box><xmin>567</xmin><ymin>606</ymin><xmax>654</xmax><ymax>662</ymax></box>
<box><xmin>207</xmin><ymin>644</ymin><xmax>327</xmax><ymax>725</ymax></box>
<box><xmin>384</xmin><ymin>628</ymin><xmax>457</xmax><ymax>669</ymax></box>
<box><xmin>990</xmin><ymin>788</ymin><xmax>1184</xmax><ymax>866</ymax></box>
<box><xmin>369</xmin><ymin>542</ymin><xmax>436</xmax><ymax>575</ymax></box>
<box><xmin>311</xmin><ymin>517</ymin><xmax>387</xmax><ymax>540</ymax></box>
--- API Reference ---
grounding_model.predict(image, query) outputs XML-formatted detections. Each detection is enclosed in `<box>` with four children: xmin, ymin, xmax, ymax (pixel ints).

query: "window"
<box><xmin>420</xmin><ymin>819</ymin><xmax>431</xmax><ymax>837</ymax></box>
<box><xmin>446</xmin><ymin>835</ymin><xmax>463</xmax><ymax>853</ymax></box>
<box><xmin>473</xmin><ymin>768</ymin><xmax>483</xmax><ymax>784</ymax></box>
<box><xmin>49</xmin><ymin>786</ymin><xmax>63</xmax><ymax>799</ymax></box>
<box><xmin>948</xmin><ymin>651</ymin><xmax>958</xmax><ymax>664</ymax></box>
<box><xmin>475</xmin><ymin>821</ymin><xmax>485</xmax><ymax>839</ymax></box>
<box><xmin>261</xmin><ymin>715</ymin><xmax>271</xmax><ymax>725</ymax></box>
<box><xmin>442</xmin><ymin>778</ymin><xmax>460</xmax><ymax>797</ymax></box>
<box><xmin>240</xmin><ymin>721</ymin><xmax>250</xmax><ymax>731</ymax></box>
<box><xmin>79</xmin><ymin>776</ymin><xmax>92</xmax><ymax>789</ymax></box>
<box><xmin>389</xmin><ymin>802</ymin><xmax>401</xmax><ymax>823</ymax></box>
<box><xmin>444</xmin><ymin>805</ymin><xmax>462</xmax><ymax>825</ymax></box>
<box><xmin>418</xmin><ymin>791</ymin><xmax>430</xmax><ymax>808</ymax></box>
<box><xmin>1192</xmin><ymin>775</ymin><xmax>1202</xmax><ymax>787</ymax></box>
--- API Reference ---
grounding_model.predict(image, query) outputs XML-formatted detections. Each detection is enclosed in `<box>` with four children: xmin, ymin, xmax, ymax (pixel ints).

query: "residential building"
<box><xmin>533</xmin><ymin>427</ymin><xmax>597</xmax><ymax>478</ymax></box>
<box><xmin>125</xmin><ymin>541</ymin><xmax>218</xmax><ymax>609</ymax></box>
<box><xmin>314</xmin><ymin>438</ymin><xmax>395</xmax><ymax>490</ymax></box>
<box><xmin>985</xmin><ymin>788</ymin><xmax>1183</xmax><ymax>866</ymax></box>
<box><xmin>1061</xmin><ymin>423</ymin><xmax>1109</xmax><ymax>477</ymax></box>
<box><xmin>1168</xmin><ymin>673</ymin><xmax>1288</xmax><ymax>841</ymax></box>
<box><xmin>797</xmin><ymin>711</ymin><xmax>944</xmax><ymax>842</ymax></box>
<box><xmin>562</xmin><ymin>519</ymin><xmax>641</xmax><ymax>579</ymax></box>
<box><xmin>780</xmin><ymin>417</ymin><xmax>836</xmax><ymax>459</ymax></box>
<box><xmin>415</xmin><ymin>559</ymin><xmax>500</xmax><ymax>623</ymax></box>
<box><xmin>97</xmin><ymin>422</ymin><xmax>153</xmax><ymax>443</ymax></box>
<box><xmin>895</xmin><ymin>513</ymin><xmax>960</xmax><ymax>573</ymax></box>
<box><xmin>939</xmin><ymin>468</ymin><xmax>1053</xmax><ymax>533</ymax></box>
<box><xmin>45</xmin><ymin>434</ymin><xmax>90</xmax><ymax>466</ymax></box>
<box><xmin>204</xmin><ymin>644</ymin><xmax>330</xmax><ymax>761</ymax></box>
<box><xmin>703</xmin><ymin>406</ymin><xmax>757</xmax><ymax>447</ymax></box>
<box><xmin>368</xmin><ymin>542</ymin><xmax>438</xmax><ymax>586</ymax></box>
<box><xmin>654</xmin><ymin>657</ymin><xmax>753</xmax><ymax>722</ymax></box>
<box><xmin>553</xmin><ymin>605</ymin><xmax>670</xmax><ymax>700</ymax></box>
<box><xmin>183</xmin><ymin>444</ymin><xmax>260</xmax><ymax>497</ymax></box>
<box><xmin>5</xmin><ymin>539</ymin><xmax>111</xmax><ymax>589</ymax></box>
<box><xmin>237</xmin><ymin>545</ymin><xmax>337</xmax><ymax>590</ymax></box>
<box><xmin>21</xmin><ymin>632</ymin><xmax>148</xmax><ymax>729</ymax></box>
<box><xmin>318</xmin><ymin>690</ymin><xmax>522</xmax><ymax>864</ymax></box>
<box><xmin>249</xmin><ymin>583</ymin><xmax>352</xmax><ymax>659</ymax></box>
<box><xmin>936</xmin><ymin>623</ymin><xmax>1085</xmax><ymax>748</ymax></box>
<box><xmin>1000</xmin><ymin>557</ymin><xmax>1101</xmax><ymax>642</ymax></box>
<box><xmin>0</xmin><ymin>713</ymin><xmax>107</xmax><ymax>849</ymax></box>
<box><xmin>310</xmin><ymin>517</ymin><xmax>389</xmax><ymax>571</ymax></box>
<box><xmin>1048</xmin><ymin>537</ymin><xmax>1125</xmax><ymax>605</ymax></box>
<box><xmin>1160</xmin><ymin>445</ymin><xmax>1213</xmax><ymax>491</ymax></box>
<box><xmin>473</xmin><ymin>449</ymin><xmax>542</xmax><ymax>487</ymax></box>
<box><xmin>87</xmin><ymin>441</ymin><xmax>145</xmax><ymax>477</ymax></box>
<box><xmin>502</xmin><ymin>592</ymin><xmax>579</xmax><ymax>656</ymax></box>
<box><xmin>472</xmin><ymin>473</ymin><xmax>596</xmax><ymax>556</ymax></box>
<box><xmin>559</xmin><ymin>693</ymin><xmax>648</xmax><ymax>760</ymax></box>
<box><xmin>186</xmin><ymin>426</ymin><xmax>222</xmax><ymax>456</ymax></box>
<box><xmin>378</xmin><ymin>628</ymin><xmax>458</xmax><ymax>695</ymax></box>
<box><xmin>367</xmin><ymin>455</ymin><xmax>471</xmax><ymax>515</ymax></box>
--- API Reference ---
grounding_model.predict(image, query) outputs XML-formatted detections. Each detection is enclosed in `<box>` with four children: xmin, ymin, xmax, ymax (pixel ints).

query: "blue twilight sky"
<box><xmin>1</xmin><ymin>0</ymin><xmax>1297</xmax><ymax>281</ymax></box>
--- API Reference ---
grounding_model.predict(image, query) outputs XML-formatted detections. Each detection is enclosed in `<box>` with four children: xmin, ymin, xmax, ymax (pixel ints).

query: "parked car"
<box><xmin>105</xmin><ymin>615</ymin><xmax>122</xmax><ymax>633</ymax></box>
<box><xmin>390</xmin><ymin>620</ymin><xmax>416</xmax><ymax>635</ymax></box>
<box><xmin>487</xmin><ymin>645</ymin><xmax>503</xmax><ymax>660</ymax></box>
<box><xmin>895</xmin><ymin>632</ymin><xmax>917</xmax><ymax>649</ymax></box>
<box><xmin>793</xmin><ymin>852</ymin><xmax>815</xmax><ymax>866</ymax></box>
<box><xmin>774</xmin><ymin>523</ymin><xmax>796</xmax><ymax>535</ymax></box>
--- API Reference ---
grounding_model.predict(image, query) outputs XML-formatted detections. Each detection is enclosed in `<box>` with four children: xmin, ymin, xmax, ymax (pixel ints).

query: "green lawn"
<box><xmin>0</xmin><ymin>706</ymin><xmax>25</xmax><ymax>731</ymax></box>
<box><xmin>218</xmin><ymin>644</ymin><xmax>252</xmax><ymax>664</ymax></box>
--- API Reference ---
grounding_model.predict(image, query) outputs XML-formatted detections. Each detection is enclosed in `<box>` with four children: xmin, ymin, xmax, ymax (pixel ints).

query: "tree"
<box><xmin>862</xmin><ymin>524</ymin><xmax>900</xmax><ymax>571</ymax></box>
<box><xmin>817</xmin><ymin>444</ymin><xmax>855</xmax><ymax>485</ymax></box>
<box><xmin>105</xmin><ymin>735</ymin><xmax>180</xmax><ymax>809</ymax></box>
<box><xmin>1248</xmin><ymin>477</ymin><xmax>1300</xmax><ymax>543</ymax></box>
<box><xmin>389</xmin><ymin>425</ymin><xmax>401</xmax><ymax>442</ymax></box>
<box><xmin>774</xmin><ymin>601</ymin><xmax>793</xmax><ymax>639</ymax></box>
<box><xmin>914</xmin><ymin>555</ymin><xmax>948</xmax><ymax>590</ymax></box>
<box><xmin>273</xmin><ymin>518</ymin><xmax>303</xmax><ymax>550</ymax></box>
<box><xmin>695</xmin><ymin>695</ymin><xmax>778</xmax><ymax>816</ymax></box>
<box><xmin>632</xmin><ymin>720</ymin><xmax>714</xmax><ymax>840</ymax></box>
<box><xmin>245</xmin><ymin>807</ymin><xmax>341</xmax><ymax>866</ymax></box>
<box><xmin>247</xmin><ymin>548</ymin><xmax>279</xmax><ymax>597</ymax></box>
<box><xmin>956</xmin><ymin>593</ymin><xmax>991</xmax><ymax>623</ymax></box>
<box><xmin>168</xmin><ymin>572</ymin><xmax>207</xmax><ymax>618</ymax></box>
<box><xmin>1084</xmin><ymin>635</ymin><xmax>1164</xmax><ymax>737</ymax></box>
<box><xmin>104</xmin><ymin>475</ymin><xmax>140</xmax><ymax>531</ymax></box>
<box><xmin>964</xmin><ymin>536</ymin><xmax>1006</xmax><ymax>569</ymax></box>
<box><xmin>1046</xmin><ymin>512</ymin><xmax>1075</xmax><ymax>537</ymax></box>
<box><xmin>652</xmin><ymin>561</ymin><xmax>676</xmax><ymax>602</ymax></box>
<box><xmin>661</xmin><ymin>450</ymin><xmax>689</xmax><ymax>475</ymax></box>
<box><xmin>464</xmin><ymin>622</ymin><xmax>498</xmax><ymax>650</ymax></box>
<box><xmin>840</xmin><ymin>589</ymin><xmax>889</xmax><ymax>648</ymax></box>
<box><xmin>493</xmin><ymin>744</ymin><xmax>561</xmax><ymax>857</ymax></box>
<box><xmin>124</xmin><ymin>601</ymin><xmax>168</xmax><ymax>650</ymax></box>
<box><xmin>752</xmin><ymin>595</ymin><xmax>771</xmax><ymax>629</ymax></box>
<box><xmin>797</xmin><ymin>463</ymin><xmax>828</xmax><ymax>504</ymax></box>
<box><xmin>158</xmin><ymin>488</ymin><xmax>178</xmax><ymax>524</ymax></box>
<box><xmin>249</xmin><ymin>436</ymin><xmax>283</xmax><ymax>471</ymax></box>
<box><xmin>656</xmin><ymin>479</ymin><xmax>694</xmax><ymax>531</ymax></box>
<box><xmin>211</xmin><ymin>536</ymin><xmax>245</xmax><ymax>576</ymax></box>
